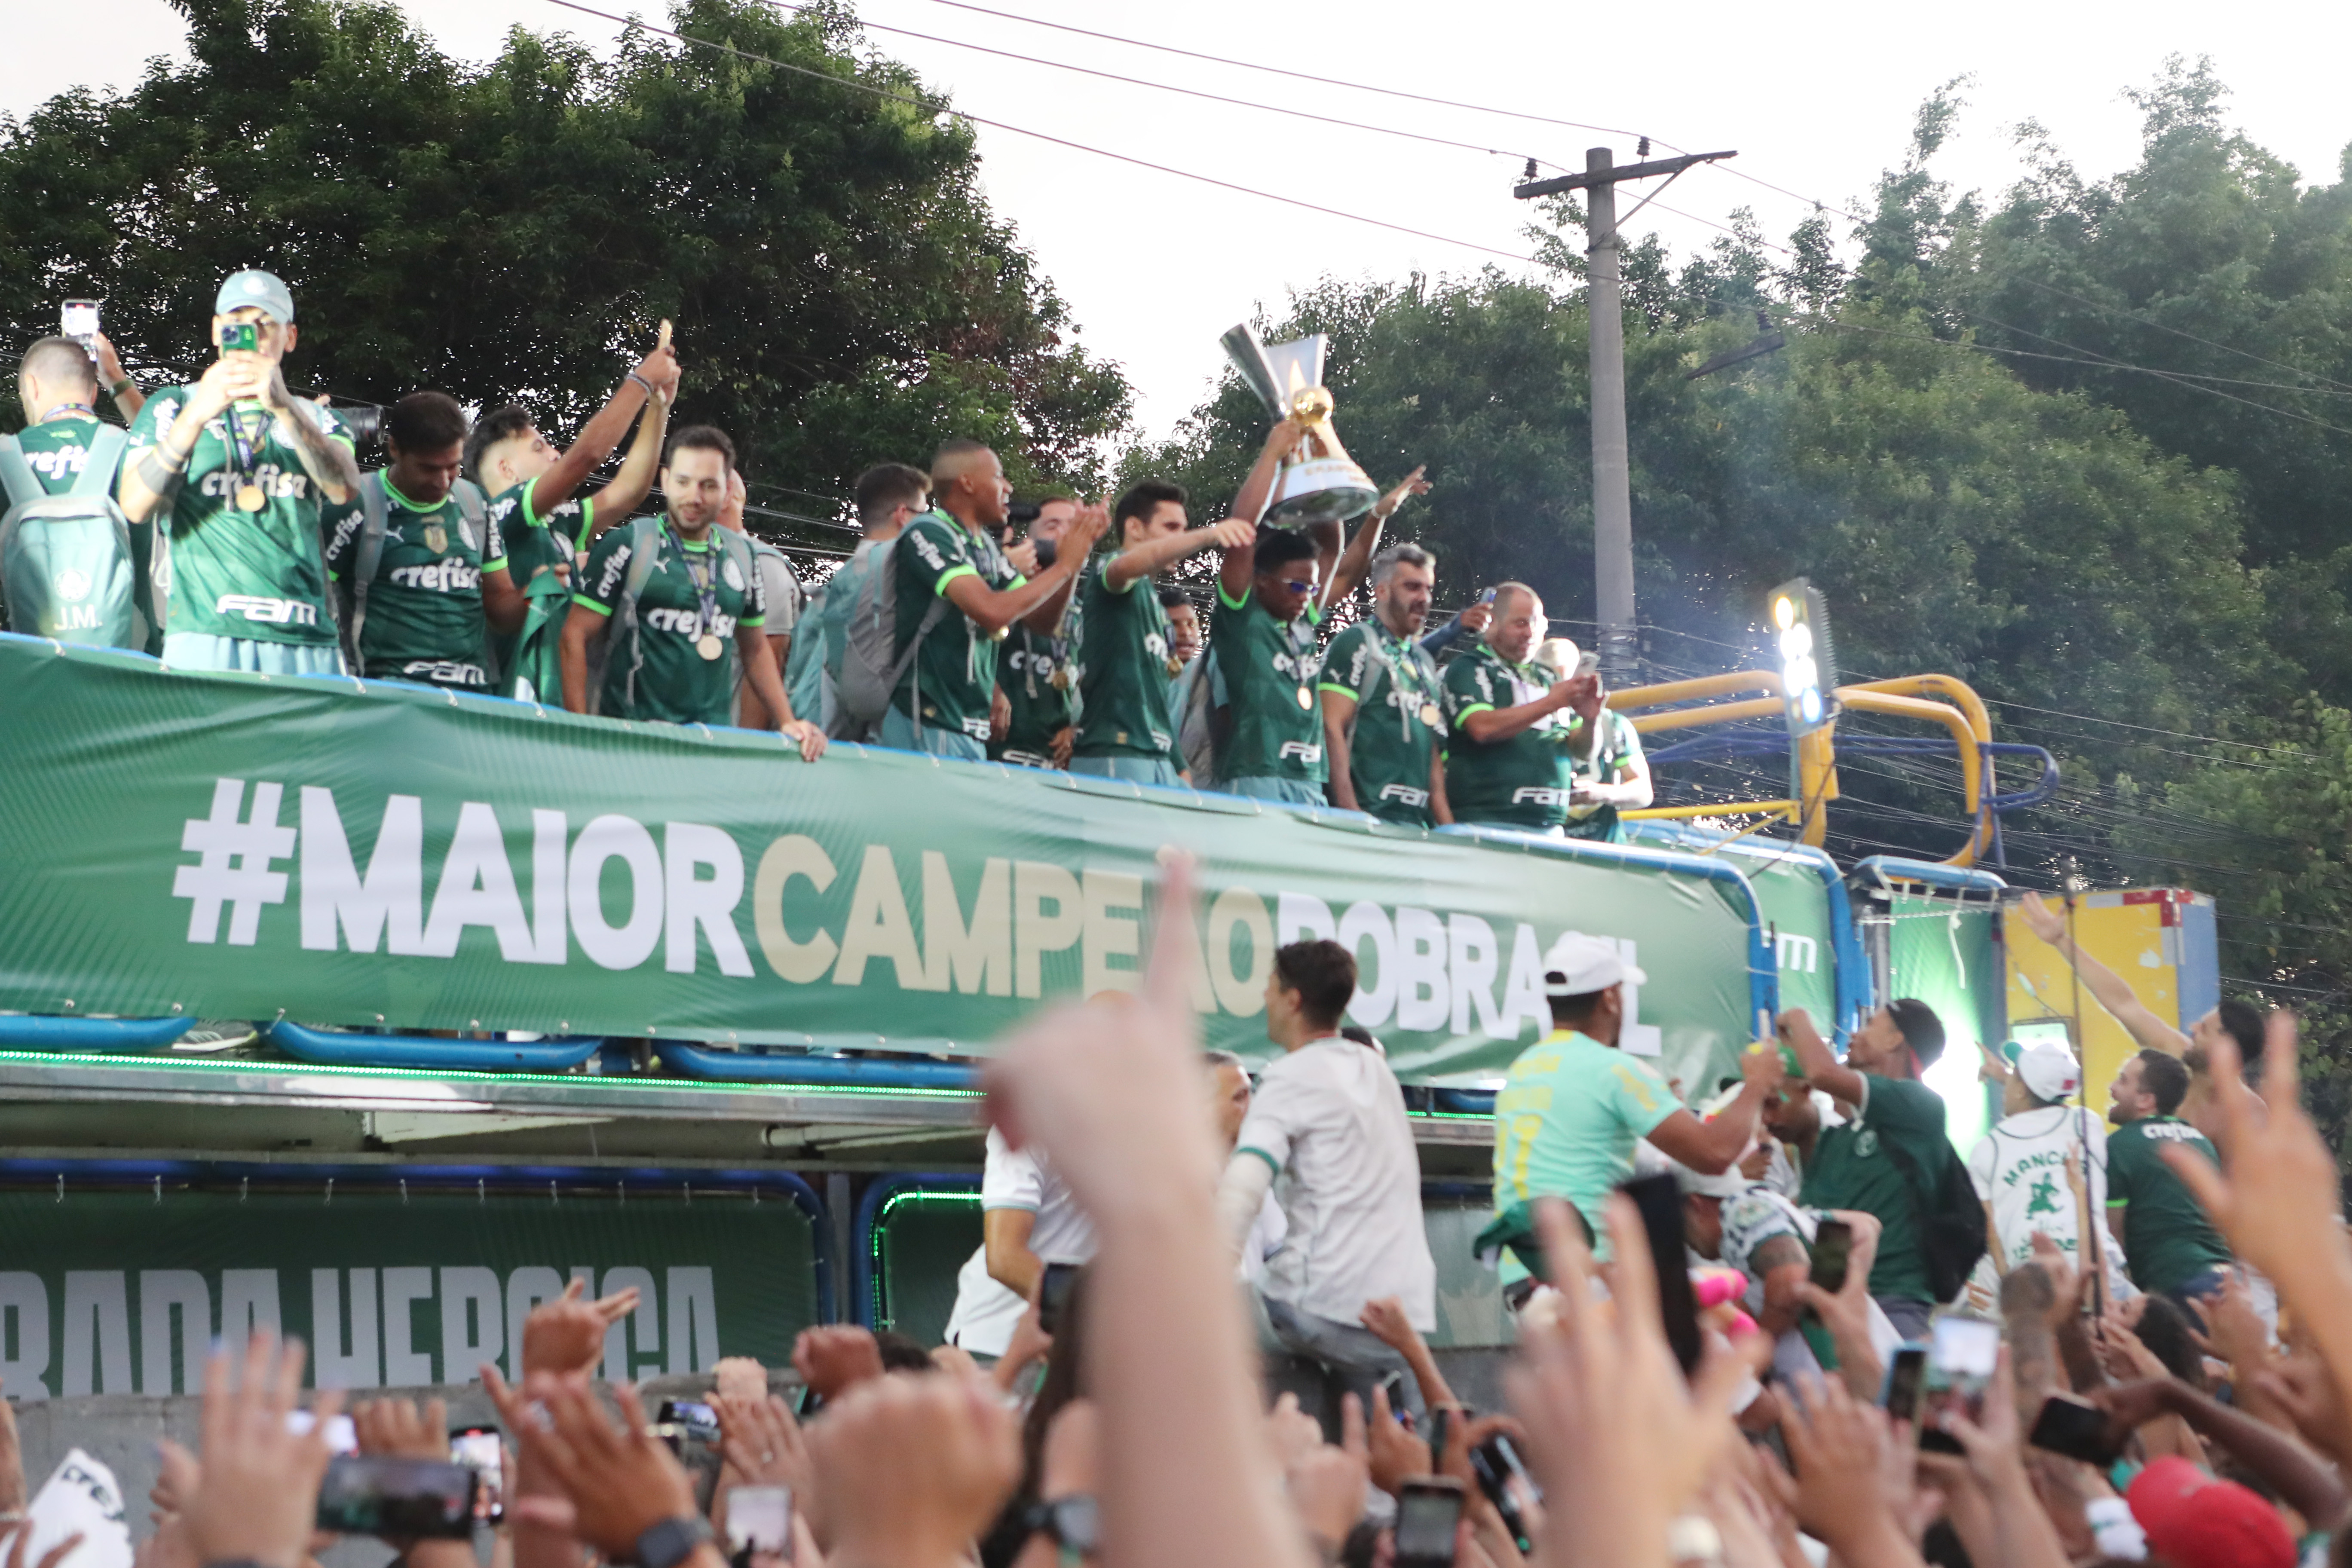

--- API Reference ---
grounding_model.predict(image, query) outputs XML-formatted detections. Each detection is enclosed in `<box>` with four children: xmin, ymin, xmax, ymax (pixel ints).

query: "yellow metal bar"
<box><xmin>1628</xmin><ymin>695</ymin><xmax>1785</xmax><ymax>735</ymax></box>
<box><xmin>1797</xmin><ymin>722</ymin><xmax>1839</xmax><ymax>848</ymax></box>
<box><xmin>1622</xmin><ymin>799</ymin><xmax>1799</xmax><ymax>821</ymax></box>
<box><xmin>1844</xmin><ymin>675</ymin><xmax>1992</xmax><ymax>746</ymax></box>
<box><xmin>1608</xmin><ymin>670</ymin><xmax>1782</xmax><ymax>713</ymax></box>
<box><xmin>1831</xmin><ymin>687</ymin><xmax>1990</xmax><ymax>867</ymax></box>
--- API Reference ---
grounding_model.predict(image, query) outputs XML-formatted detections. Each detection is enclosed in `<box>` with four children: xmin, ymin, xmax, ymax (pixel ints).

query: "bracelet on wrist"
<box><xmin>110</xmin><ymin>377</ymin><xmax>136</xmax><ymax>397</ymax></box>
<box><xmin>627</xmin><ymin>372</ymin><xmax>656</xmax><ymax>401</ymax></box>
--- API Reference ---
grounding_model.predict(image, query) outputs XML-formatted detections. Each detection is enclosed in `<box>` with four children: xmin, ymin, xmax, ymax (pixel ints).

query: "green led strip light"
<box><xmin>869</xmin><ymin>1188</ymin><xmax>983</xmax><ymax>1329</ymax></box>
<box><xmin>0</xmin><ymin>1047</ymin><xmax>981</xmax><ymax>1099</ymax></box>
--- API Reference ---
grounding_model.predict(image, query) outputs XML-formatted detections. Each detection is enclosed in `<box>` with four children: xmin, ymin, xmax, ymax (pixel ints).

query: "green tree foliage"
<box><xmin>0</xmin><ymin>0</ymin><xmax>1130</xmax><ymax>497</ymax></box>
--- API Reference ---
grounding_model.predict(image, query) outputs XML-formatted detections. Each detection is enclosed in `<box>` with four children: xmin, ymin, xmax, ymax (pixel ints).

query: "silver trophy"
<box><xmin>1220</xmin><ymin>325</ymin><xmax>1379</xmax><ymax>525</ymax></box>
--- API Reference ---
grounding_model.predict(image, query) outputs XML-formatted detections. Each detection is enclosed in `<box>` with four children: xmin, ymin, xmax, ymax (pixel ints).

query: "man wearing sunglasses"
<box><xmin>1206</xmin><ymin>422</ymin><xmax>1412</xmax><ymax>803</ymax></box>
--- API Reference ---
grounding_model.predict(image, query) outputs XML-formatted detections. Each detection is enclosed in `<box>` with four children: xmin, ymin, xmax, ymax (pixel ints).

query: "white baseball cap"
<box><xmin>2004</xmin><ymin>1038</ymin><xmax>2082</xmax><ymax>1102</ymax></box>
<box><xmin>1543</xmin><ymin>931</ymin><xmax>1647</xmax><ymax>996</ymax></box>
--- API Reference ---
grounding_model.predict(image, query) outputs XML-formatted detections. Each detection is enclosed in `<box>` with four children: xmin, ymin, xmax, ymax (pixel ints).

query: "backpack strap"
<box><xmin>345</xmin><ymin>472</ymin><xmax>391</xmax><ymax>671</ymax></box>
<box><xmin>69</xmin><ymin>427</ymin><xmax>130</xmax><ymax>502</ymax></box>
<box><xmin>615</xmin><ymin>516</ymin><xmax>667</xmax><ymax>716</ymax></box>
<box><xmin>0</xmin><ymin>435</ymin><xmax>40</xmax><ymax>511</ymax></box>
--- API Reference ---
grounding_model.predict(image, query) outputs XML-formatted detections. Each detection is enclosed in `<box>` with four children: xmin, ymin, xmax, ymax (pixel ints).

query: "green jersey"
<box><xmin>1208</xmin><ymin>583</ymin><xmax>1326</xmax><ymax>783</ymax></box>
<box><xmin>893</xmin><ymin>510</ymin><xmax>1025</xmax><ymax>744</ymax></box>
<box><xmin>486</xmin><ymin>474</ymin><xmax>593</xmax><ymax>595</ymax></box>
<box><xmin>125</xmin><ymin>388</ymin><xmax>352</xmax><ymax>645</ymax></box>
<box><xmin>1073</xmin><ymin>557</ymin><xmax>1180</xmax><ymax>762</ymax></box>
<box><xmin>1797</xmin><ymin>1074</ymin><xmax>1946</xmax><ymax>1303</ymax></box>
<box><xmin>324</xmin><ymin>478</ymin><xmax>509</xmax><ymax>687</ymax></box>
<box><xmin>1441</xmin><ymin>643</ymin><xmax>1568</xmax><ymax>827</ymax></box>
<box><xmin>997</xmin><ymin>622</ymin><xmax>1075</xmax><ymax>765</ymax></box>
<box><xmin>2106</xmin><ymin>1116</ymin><xmax>2233</xmax><ymax>1293</ymax></box>
<box><xmin>1563</xmin><ymin>707</ymin><xmax>1644</xmax><ymax>841</ymax></box>
<box><xmin>1319</xmin><ymin>618</ymin><xmax>1446</xmax><ymax>824</ymax></box>
<box><xmin>573</xmin><ymin>519</ymin><xmax>766</xmax><ymax>725</ymax></box>
<box><xmin>10</xmin><ymin>412</ymin><xmax>158</xmax><ymax>651</ymax></box>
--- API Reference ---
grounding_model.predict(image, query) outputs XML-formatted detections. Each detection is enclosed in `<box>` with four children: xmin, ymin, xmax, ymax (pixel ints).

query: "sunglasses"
<box><xmin>1277</xmin><ymin>578</ymin><xmax>1316</xmax><ymax>594</ymax></box>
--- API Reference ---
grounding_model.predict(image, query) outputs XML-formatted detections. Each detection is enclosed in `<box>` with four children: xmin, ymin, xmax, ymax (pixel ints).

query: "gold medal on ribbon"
<box><xmin>1050</xmin><ymin>665</ymin><xmax>1070</xmax><ymax>691</ymax></box>
<box><xmin>696</xmin><ymin>633</ymin><xmax>724</xmax><ymax>661</ymax></box>
<box><xmin>1419</xmin><ymin>701</ymin><xmax>1441</xmax><ymax>727</ymax></box>
<box><xmin>1165</xmin><ymin>655</ymin><xmax>1183</xmax><ymax>677</ymax></box>
<box><xmin>235</xmin><ymin>484</ymin><xmax>266</xmax><ymax>513</ymax></box>
<box><xmin>1298</xmin><ymin>686</ymin><xmax>1314</xmax><ymax>710</ymax></box>
<box><xmin>423</xmin><ymin>524</ymin><xmax>449</xmax><ymax>555</ymax></box>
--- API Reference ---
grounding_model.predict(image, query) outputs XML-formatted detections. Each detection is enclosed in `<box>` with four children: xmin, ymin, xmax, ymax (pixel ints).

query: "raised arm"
<box><xmin>1779</xmin><ymin>1005</ymin><xmax>1866</xmax><ymax>1107</ymax></box>
<box><xmin>1020</xmin><ymin>504</ymin><xmax>1109</xmax><ymax>635</ymax></box>
<box><xmin>1643</xmin><ymin>1044</ymin><xmax>1778</xmax><ymax>1173</ymax></box>
<box><xmin>946</xmin><ymin>530</ymin><xmax>1096</xmax><ymax>638</ymax></box>
<box><xmin>1106</xmin><ymin>516</ymin><xmax>1253</xmax><ymax>591</ymax></box>
<box><xmin>580</xmin><ymin>368</ymin><xmax>677</xmax><ymax>536</ymax></box>
<box><xmin>265</xmin><ymin>369</ymin><xmax>360</xmax><ymax>505</ymax></box>
<box><xmin>1323</xmin><ymin>466</ymin><xmax>1427</xmax><ymax>609</ymax></box>
<box><xmin>540</xmin><ymin>331</ymin><xmax>680</xmax><ymax>518</ymax></box>
<box><xmin>1458</xmin><ymin>676</ymin><xmax>1580</xmax><ymax>744</ymax></box>
<box><xmin>122</xmin><ymin>361</ymin><xmax>245</xmax><ymax>524</ymax></box>
<box><xmin>2017</xmin><ymin>892</ymin><xmax>2190</xmax><ymax>1056</ymax></box>
<box><xmin>1230</xmin><ymin>420</ymin><xmax>1307</xmax><ymax>527</ymax></box>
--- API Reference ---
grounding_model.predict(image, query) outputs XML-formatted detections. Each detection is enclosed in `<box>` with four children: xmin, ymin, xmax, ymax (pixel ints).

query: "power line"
<box><xmin>542</xmin><ymin>0</ymin><xmax>1542</xmax><ymax>264</ymax></box>
<box><xmin>754</xmin><ymin>0</ymin><xmax>1562</xmax><ymax>172</ymax></box>
<box><xmin>915</xmin><ymin>0</ymin><xmax>1667</xmax><ymax>150</ymax></box>
<box><xmin>1822</xmin><ymin>319</ymin><xmax>2352</xmax><ymax>441</ymax></box>
<box><xmin>2006</xmin><ymin>276</ymin><xmax>2352</xmax><ymax>396</ymax></box>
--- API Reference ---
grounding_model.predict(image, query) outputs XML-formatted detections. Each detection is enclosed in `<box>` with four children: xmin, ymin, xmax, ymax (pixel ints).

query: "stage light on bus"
<box><xmin>1769</xmin><ymin>576</ymin><xmax>1835</xmax><ymax>737</ymax></box>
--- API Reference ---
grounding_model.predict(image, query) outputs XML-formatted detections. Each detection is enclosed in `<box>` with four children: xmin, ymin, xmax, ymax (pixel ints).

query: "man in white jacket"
<box><xmin>1215</xmin><ymin>939</ymin><xmax>1435</xmax><ymax>1420</ymax></box>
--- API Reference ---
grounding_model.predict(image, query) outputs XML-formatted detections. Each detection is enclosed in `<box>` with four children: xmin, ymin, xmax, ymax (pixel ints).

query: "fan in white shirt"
<box><xmin>943</xmin><ymin>1126</ymin><xmax>1097</xmax><ymax>1357</ymax></box>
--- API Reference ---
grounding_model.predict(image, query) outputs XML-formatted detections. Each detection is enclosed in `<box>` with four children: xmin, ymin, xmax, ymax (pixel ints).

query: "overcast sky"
<box><xmin>12</xmin><ymin>0</ymin><xmax>2352</xmax><ymax>441</ymax></box>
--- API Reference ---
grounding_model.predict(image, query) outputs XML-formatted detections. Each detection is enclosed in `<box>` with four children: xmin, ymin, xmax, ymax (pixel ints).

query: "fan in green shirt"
<box><xmin>1441</xmin><ymin>584</ymin><xmax>1582</xmax><ymax>830</ymax></box>
<box><xmin>558</xmin><ymin>425</ymin><xmax>824</xmax><ymax>760</ymax></box>
<box><xmin>1207</xmin><ymin>422</ymin><xmax>1406</xmax><ymax>804</ymax></box>
<box><xmin>881</xmin><ymin>441</ymin><xmax>1101</xmax><ymax>762</ymax></box>
<box><xmin>1320</xmin><ymin>540</ymin><xmax>1450</xmax><ymax>826</ymax></box>
<box><xmin>118</xmin><ymin>269</ymin><xmax>363</xmax><ymax>674</ymax></box>
<box><xmin>1071</xmin><ymin>479</ymin><xmax>1255</xmax><ymax>787</ymax></box>
<box><xmin>2106</xmin><ymin>1048</ymin><xmax>2234</xmax><ymax>1297</ymax></box>
<box><xmin>8</xmin><ymin>335</ymin><xmax>157</xmax><ymax>650</ymax></box>
<box><xmin>469</xmin><ymin>333</ymin><xmax>679</xmax><ymax>697</ymax></box>
<box><xmin>324</xmin><ymin>392</ymin><xmax>528</xmax><ymax>689</ymax></box>
<box><xmin>1781</xmin><ymin>1001</ymin><xmax>1953</xmax><ymax>1337</ymax></box>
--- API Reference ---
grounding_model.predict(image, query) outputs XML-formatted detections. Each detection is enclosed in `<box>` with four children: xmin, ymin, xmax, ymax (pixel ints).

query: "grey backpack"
<box><xmin>835</xmin><ymin>532</ymin><xmax>951</xmax><ymax>741</ymax></box>
<box><xmin>0</xmin><ymin>426</ymin><xmax>138</xmax><ymax>648</ymax></box>
<box><xmin>338</xmin><ymin>471</ymin><xmax>490</xmax><ymax>675</ymax></box>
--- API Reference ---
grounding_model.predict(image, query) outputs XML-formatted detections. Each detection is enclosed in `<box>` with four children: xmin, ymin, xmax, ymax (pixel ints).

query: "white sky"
<box><xmin>12</xmin><ymin>0</ymin><xmax>2352</xmax><ymax>441</ymax></box>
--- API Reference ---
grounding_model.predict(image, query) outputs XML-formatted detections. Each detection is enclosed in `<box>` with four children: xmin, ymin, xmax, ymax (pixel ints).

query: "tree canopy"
<box><xmin>0</xmin><ymin>0</ymin><xmax>1130</xmax><ymax>500</ymax></box>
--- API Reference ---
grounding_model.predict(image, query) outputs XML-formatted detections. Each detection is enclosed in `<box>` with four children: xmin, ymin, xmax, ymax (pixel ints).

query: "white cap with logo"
<box><xmin>1542</xmin><ymin>931</ymin><xmax>1647</xmax><ymax>996</ymax></box>
<box><xmin>2003</xmin><ymin>1038</ymin><xmax>2082</xmax><ymax>1102</ymax></box>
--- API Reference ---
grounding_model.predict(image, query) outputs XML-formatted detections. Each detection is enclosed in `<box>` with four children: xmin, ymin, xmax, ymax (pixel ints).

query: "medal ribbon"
<box><xmin>667</xmin><ymin>522</ymin><xmax>721</xmax><ymax>641</ymax></box>
<box><xmin>226</xmin><ymin>403</ymin><xmax>268</xmax><ymax>490</ymax></box>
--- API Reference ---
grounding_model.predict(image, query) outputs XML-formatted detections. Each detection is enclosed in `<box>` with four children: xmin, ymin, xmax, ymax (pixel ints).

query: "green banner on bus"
<box><xmin>0</xmin><ymin>639</ymin><xmax>1769</xmax><ymax>1086</ymax></box>
<box><xmin>0</xmin><ymin>1185</ymin><xmax>818</xmax><ymax>1399</ymax></box>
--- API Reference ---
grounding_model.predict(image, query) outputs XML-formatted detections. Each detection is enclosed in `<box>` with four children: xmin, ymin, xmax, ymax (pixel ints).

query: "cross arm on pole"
<box><xmin>1512</xmin><ymin>150</ymin><xmax>1738</xmax><ymax>200</ymax></box>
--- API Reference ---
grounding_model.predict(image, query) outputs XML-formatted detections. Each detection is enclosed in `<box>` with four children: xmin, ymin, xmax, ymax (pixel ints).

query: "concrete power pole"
<box><xmin>1516</xmin><ymin>147</ymin><xmax>1737</xmax><ymax>685</ymax></box>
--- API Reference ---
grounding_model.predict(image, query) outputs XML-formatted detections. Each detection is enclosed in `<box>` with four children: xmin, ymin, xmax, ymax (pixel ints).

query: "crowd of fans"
<box><xmin>2</xmin><ymin>270</ymin><xmax>1648</xmax><ymax>835</ymax></box>
<box><xmin>0</xmin><ymin>863</ymin><xmax>2331</xmax><ymax>1568</ymax></box>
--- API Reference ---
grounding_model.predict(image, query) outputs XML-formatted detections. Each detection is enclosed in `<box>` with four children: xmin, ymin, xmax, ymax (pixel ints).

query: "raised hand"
<box><xmin>522</xmin><ymin>1278</ymin><xmax>640</xmax><ymax>1379</ymax></box>
<box><xmin>1372</xmin><ymin>466</ymin><xmax>1431</xmax><ymax>521</ymax></box>
<box><xmin>805</xmin><ymin>1372</ymin><xmax>1019</xmax><ymax>1568</ymax></box>
<box><xmin>1204</xmin><ymin>517</ymin><xmax>1256</xmax><ymax>551</ymax></box>
<box><xmin>181</xmin><ymin>1335</ymin><xmax>343</xmax><ymax>1568</ymax></box>
<box><xmin>355</xmin><ymin>1394</ymin><xmax>453</xmax><ymax>1460</ymax></box>
<box><xmin>499</xmin><ymin>1376</ymin><xmax>700</xmax><ymax>1561</ymax></box>
<box><xmin>1779</xmin><ymin>1376</ymin><xmax>1918</xmax><ymax>1564</ymax></box>
<box><xmin>2016</xmin><ymin>891</ymin><xmax>2068</xmax><ymax>945</ymax></box>
<box><xmin>793</xmin><ymin>1326</ymin><xmax>886</xmax><ymax>1404</ymax></box>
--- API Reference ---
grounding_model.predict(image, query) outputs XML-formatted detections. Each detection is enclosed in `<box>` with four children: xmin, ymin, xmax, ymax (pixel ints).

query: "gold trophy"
<box><xmin>1220</xmin><ymin>324</ymin><xmax>1378</xmax><ymax>524</ymax></box>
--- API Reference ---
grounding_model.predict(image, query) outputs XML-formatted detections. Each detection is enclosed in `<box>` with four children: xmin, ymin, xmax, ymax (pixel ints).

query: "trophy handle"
<box><xmin>1219</xmin><ymin>324</ymin><xmax>1286</xmax><ymax>419</ymax></box>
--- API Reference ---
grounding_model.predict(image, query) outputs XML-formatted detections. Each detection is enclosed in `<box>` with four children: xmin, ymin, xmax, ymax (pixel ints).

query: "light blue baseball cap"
<box><xmin>215</xmin><ymin>269</ymin><xmax>295</xmax><ymax>325</ymax></box>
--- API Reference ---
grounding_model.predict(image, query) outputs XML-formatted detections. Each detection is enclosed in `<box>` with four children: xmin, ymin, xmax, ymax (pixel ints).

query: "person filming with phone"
<box><xmin>119</xmin><ymin>268</ymin><xmax>361</xmax><ymax>674</ymax></box>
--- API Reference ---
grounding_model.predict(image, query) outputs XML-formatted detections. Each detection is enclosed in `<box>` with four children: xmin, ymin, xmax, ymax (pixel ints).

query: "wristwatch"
<box><xmin>1021</xmin><ymin>1494</ymin><xmax>1099</xmax><ymax>1559</ymax></box>
<box><xmin>634</xmin><ymin>1514</ymin><xmax>716</xmax><ymax>1568</ymax></box>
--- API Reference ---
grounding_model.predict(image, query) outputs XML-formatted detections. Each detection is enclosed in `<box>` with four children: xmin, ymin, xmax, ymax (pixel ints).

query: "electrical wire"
<box><xmin>914</xmin><ymin>0</ymin><xmax>1667</xmax><ymax>149</ymax></box>
<box><xmin>2003</xmin><ymin>275</ymin><xmax>2352</xmax><ymax>396</ymax></box>
<box><xmin>752</xmin><ymin>0</ymin><xmax>1562</xmax><ymax>172</ymax></box>
<box><xmin>542</xmin><ymin>0</ymin><xmax>1543</xmax><ymax>264</ymax></box>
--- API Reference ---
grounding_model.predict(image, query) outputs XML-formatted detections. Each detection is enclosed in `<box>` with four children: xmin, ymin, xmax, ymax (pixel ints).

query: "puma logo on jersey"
<box><xmin>215</xmin><ymin>593</ymin><xmax>319</xmax><ymax>627</ymax></box>
<box><xmin>389</xmin><ymin>560</ymin><xmax>481</xmax><ymax>592</ymax></box>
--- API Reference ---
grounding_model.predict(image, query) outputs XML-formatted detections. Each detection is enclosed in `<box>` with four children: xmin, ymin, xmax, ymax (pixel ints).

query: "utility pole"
<box><xmin>1516</xmin><ymin>147</ymin><xmax>1736</xmax><ymax>685</ymax></box>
